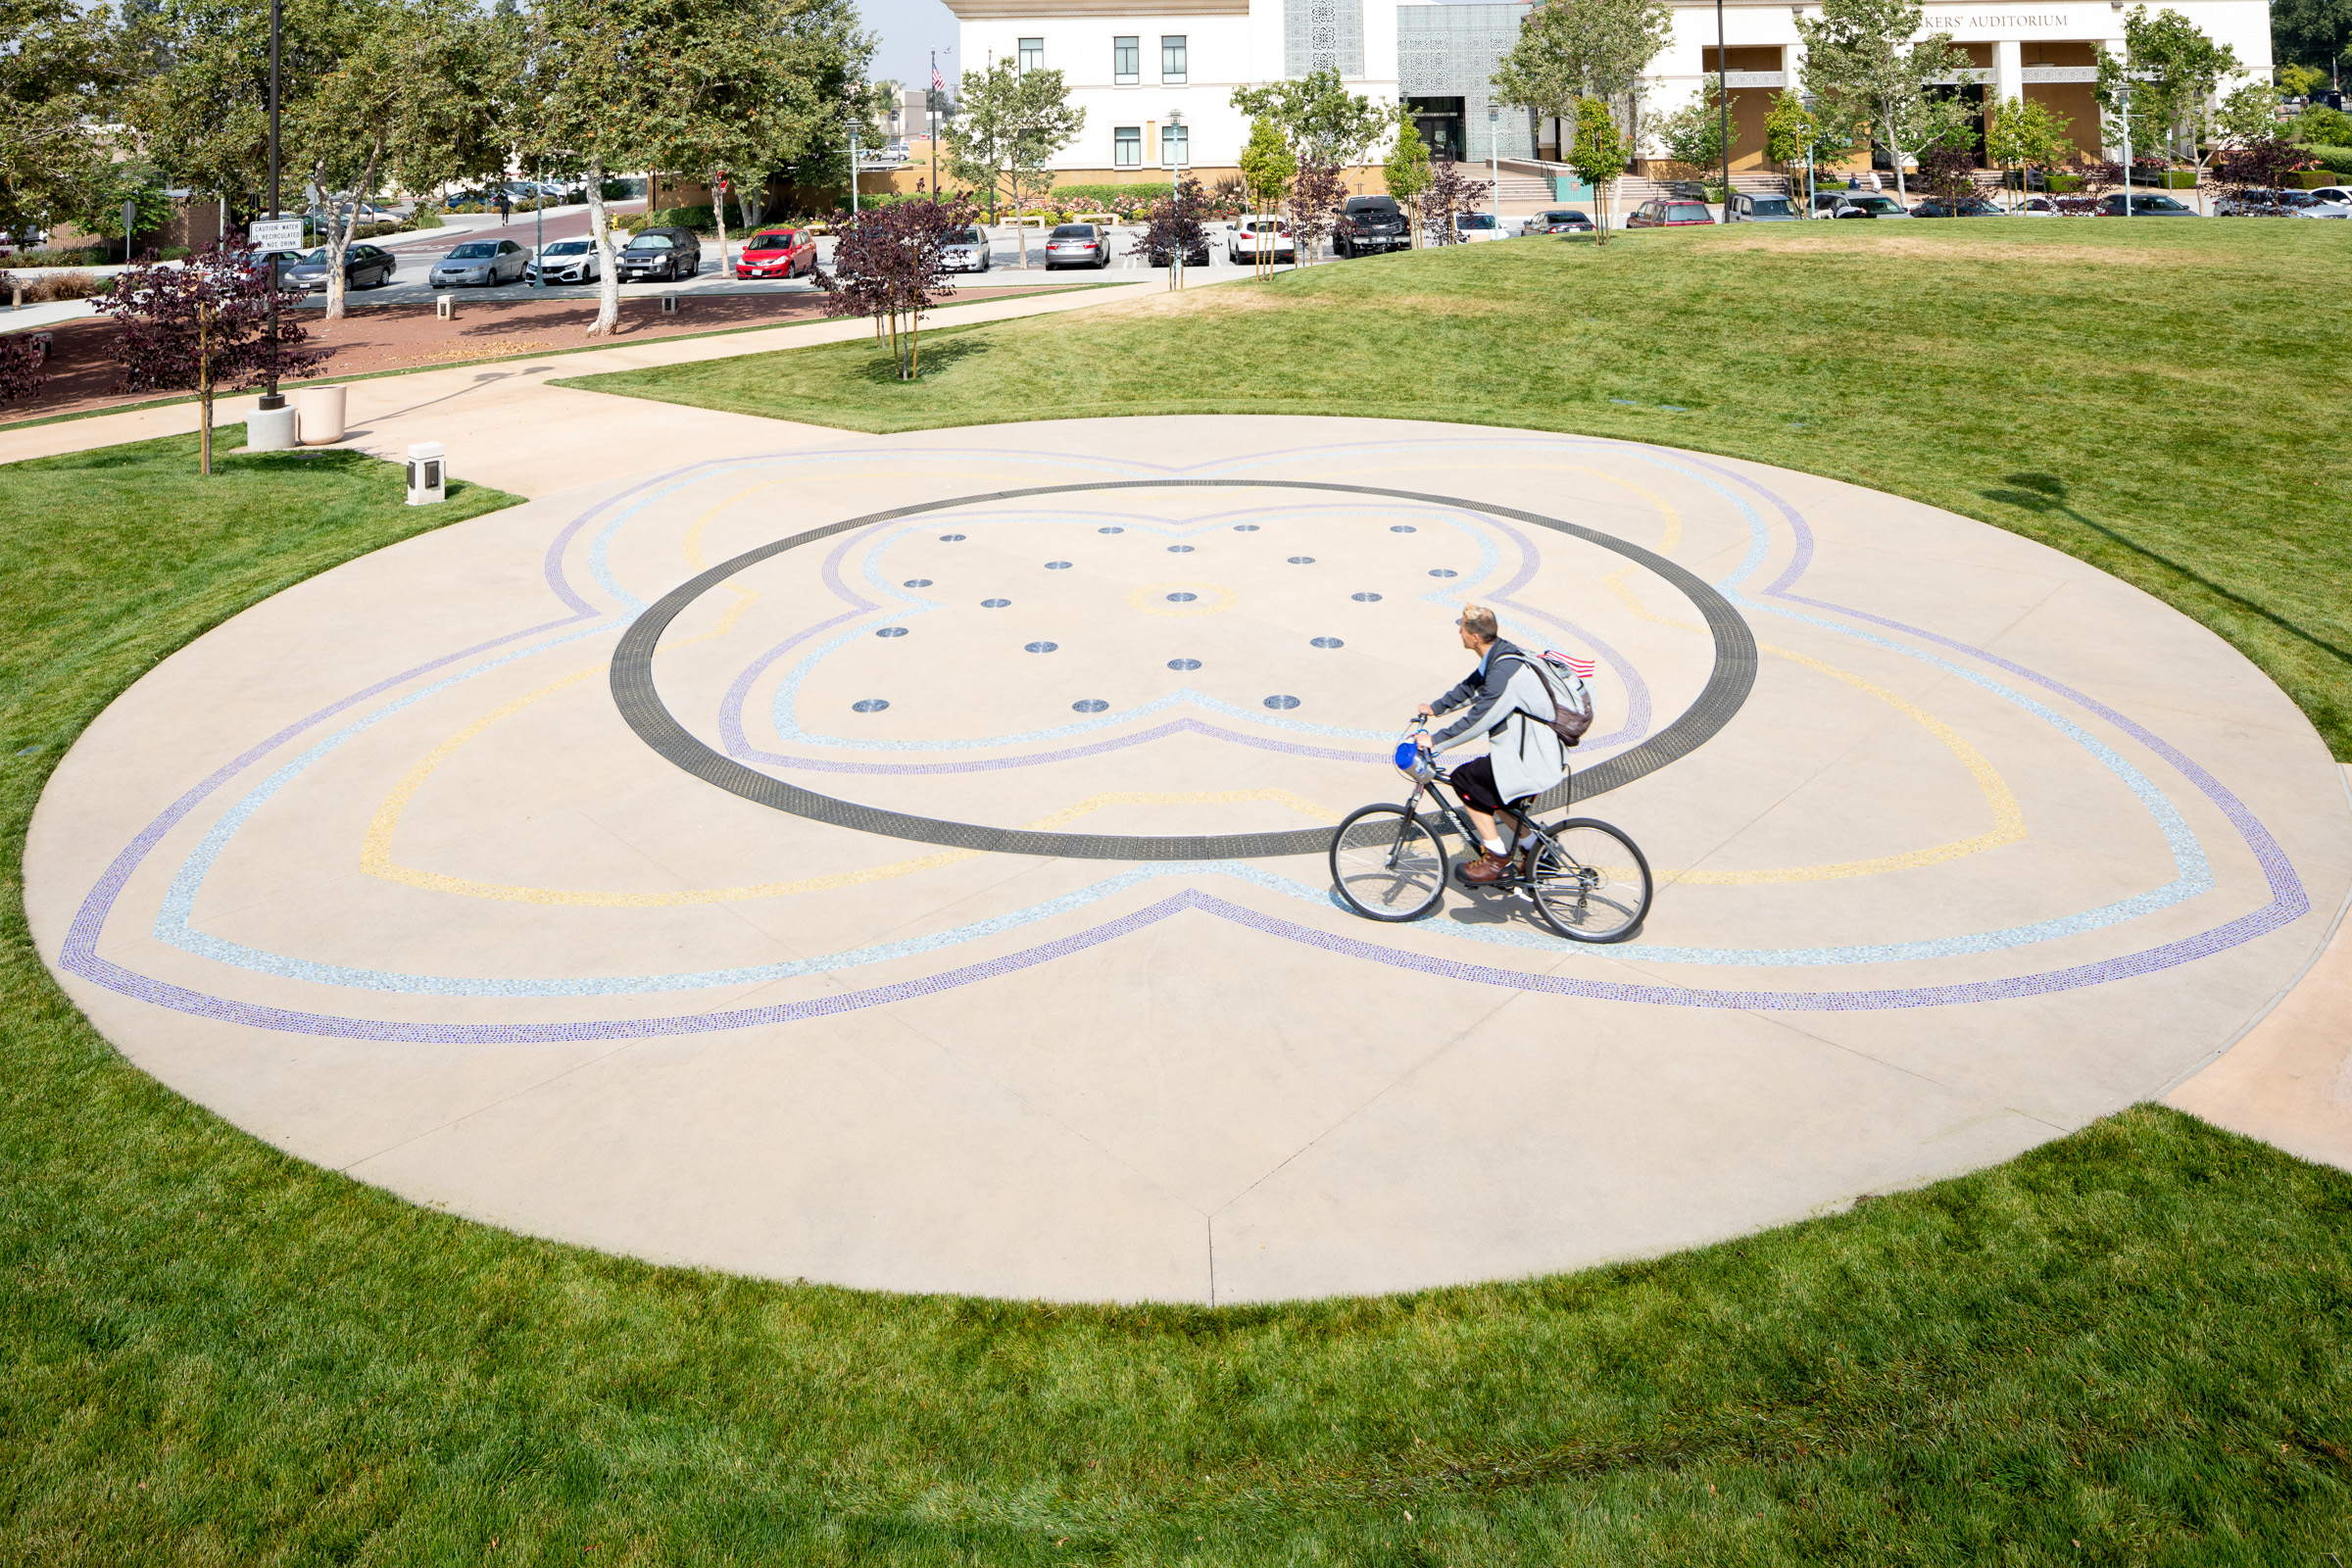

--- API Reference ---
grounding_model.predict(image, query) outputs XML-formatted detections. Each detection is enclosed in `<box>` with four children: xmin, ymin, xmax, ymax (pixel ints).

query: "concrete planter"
<box><xmin>294</xmin><ymin>383</ymin><xmax>347</xmax><ymax>445</ymax></box>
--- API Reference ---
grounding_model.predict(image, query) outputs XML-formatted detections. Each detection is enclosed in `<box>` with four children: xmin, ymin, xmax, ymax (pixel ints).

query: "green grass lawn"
<box><xmin>8</xmin><ymin>307</ymin><xmax>2352</xmax><ymax>1562</ymax></box>
<box><xmin>561</xmin><ymin>220</ymin><xmax>2352</xmax><ymax>760</ymax></box>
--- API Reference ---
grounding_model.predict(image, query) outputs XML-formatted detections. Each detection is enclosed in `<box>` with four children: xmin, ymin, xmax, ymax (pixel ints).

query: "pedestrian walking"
<box><xmin>497</xmin><ymin>189</ymin><xmax>513</xmax><ymax>224</ymax></box>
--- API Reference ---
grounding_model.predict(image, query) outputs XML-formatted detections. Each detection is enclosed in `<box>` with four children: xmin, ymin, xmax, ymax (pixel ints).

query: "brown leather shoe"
<box><xmin>1460</xmin><ymin>851</ymin><xmax>1511</xmax><ymax>885</ymax></box>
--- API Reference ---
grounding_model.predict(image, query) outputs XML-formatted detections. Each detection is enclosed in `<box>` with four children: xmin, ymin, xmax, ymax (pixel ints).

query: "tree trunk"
<box><xmin>1014</xmin><ymin>176</ymin><xmax>1028</xmax><ymax>267</ymax></box>
<box><xmin>320</xmin><ymin>139</ymin><xmax>384</xmax><ymax>323</ymax></box>
<box><xmin>711</xmin><ymin>169</ymin><xmax>733</xmax><ymax>279</ymax></box>
<box><xmin>584</xmin><ymin>159</ymin><xmax>621</xmax><ymax>337</ymax></box>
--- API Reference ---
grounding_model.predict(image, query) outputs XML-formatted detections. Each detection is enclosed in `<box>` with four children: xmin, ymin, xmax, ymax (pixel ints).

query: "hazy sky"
<box><xmin>858</xmin><ymin>0</ymin><xmax>962</xmax><ymax>95</ymax></box>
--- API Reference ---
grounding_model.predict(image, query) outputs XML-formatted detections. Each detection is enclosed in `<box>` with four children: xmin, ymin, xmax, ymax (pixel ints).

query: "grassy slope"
<box><xmin>0</xmin><ymin>442</ymin><xmax>2347</xmax><ymax>1560</ymax></box>
<box><xmin>562</xmin><ymin>220</ymin><xmax>2352</xmax><ymax>759</ymax></box>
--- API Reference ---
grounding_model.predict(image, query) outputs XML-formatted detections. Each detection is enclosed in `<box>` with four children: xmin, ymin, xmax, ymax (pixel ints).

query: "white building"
<box><xmin>944</xmin><ymin>0</ymin><xmax>2275</xmax><ymax>183</ymax></box>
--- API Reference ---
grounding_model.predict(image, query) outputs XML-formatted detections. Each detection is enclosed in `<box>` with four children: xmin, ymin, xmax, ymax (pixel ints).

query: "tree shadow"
<box><xmin>850</xmin><ymin>330</ymin><xmax>988</xmax><ymax>384</ymax></box>
<box><xmin>1982</xmin><ymin>472</ymin><xmax>2351</xmax><ymax>668</ymax></box>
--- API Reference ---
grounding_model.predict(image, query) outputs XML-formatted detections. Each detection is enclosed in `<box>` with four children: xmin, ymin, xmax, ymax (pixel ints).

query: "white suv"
<box><xmin>1228</xmin><ymin>216</ymin><xmax>1295</xmax><ymax>263</ymax></box>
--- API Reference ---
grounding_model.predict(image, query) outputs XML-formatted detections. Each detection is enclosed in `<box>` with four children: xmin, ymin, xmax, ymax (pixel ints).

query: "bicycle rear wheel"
<box><xmin>1330</xmin><ymin>804</ymin><xmax>1448</xmax><ymax>921</ymax></box>
<box><xmin>1529</xmin><ymin>818</ymin><xmax>1651</xmax><ymax>943</ymax></box>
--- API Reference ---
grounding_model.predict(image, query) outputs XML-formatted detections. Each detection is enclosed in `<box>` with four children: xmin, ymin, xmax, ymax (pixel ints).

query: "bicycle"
<box><xmin>1328</xmin><ymin>719</ymin><xmax>1653</xmax><ymax>943</ymax></box>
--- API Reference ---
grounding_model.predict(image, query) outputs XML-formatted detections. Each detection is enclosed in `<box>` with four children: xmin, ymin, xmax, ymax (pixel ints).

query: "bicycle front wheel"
<box><xmin>1530</xmin><ymin>818</ymin><xmax>1651</xmax><ymax>943</ymax></box>
<box><xmin>1330</xmin><ymin>804</ymin><xmax>1449</xmax><ymax>922</ymax></box>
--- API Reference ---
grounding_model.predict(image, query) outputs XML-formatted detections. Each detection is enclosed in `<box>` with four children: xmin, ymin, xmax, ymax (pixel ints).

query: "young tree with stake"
<box><xmin>1383</xmin><ymin>109</ymin><xmax>1434</xmax><ymax>244</ymax></box>
<box><xmin>1565</xmin><ymin>95</ymin><xmax>1630</xmax><ymax>238</ymax></box>
<box><xmin>943</xmin><ymin>59</ymin><xmax>1083</xmax><ymax>268</ymax></box>
<box><xmin>1237</xmin><ymin>118</ymin><xmax>1296</xmax><ymax>274</ymax></box>
<box><xmin>1796</xmin><ymin>0</ymin><xmax>1976</xmax><ymax>204</ymax></box>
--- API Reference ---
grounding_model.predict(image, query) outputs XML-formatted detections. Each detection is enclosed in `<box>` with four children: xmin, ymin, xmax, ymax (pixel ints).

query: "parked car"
<box><xmin>1908</xmin><ymin>196</ymin><xmax>2002</xmax><ymax>217</ymax></box>
<box><xmin>2229</xmin><ymin>187</ymin><xmax>2352</xmax><ymax>218</ymax></box>
<box><xmin>615</xmin><ymin>225</ymin><xmax>702</xmax><ymax>281</ymax></box>
<box><xmin>1727</xmin><ymin>193</ymin><xmax>1799</xmax><ymax>220</ymax></box>
<box><xmin>734</xmin><ymin>227</ymin><xmax>815</xmax><ymax>278</ymax></box>
<box><xmin>1626</xmin><ymin>198</ymin><xmax>1715</xmax><ymax>227</ymax></box>
<box><xmin>2012</xmin><ymin>194</ymin><xmax>2061</xmax><ymax>216</ymax></box>
<box><xmin>282</xmin><ymin>242</ymin><xmax>398</xmax><ymax>291</ymax></box>
<box><xmin>1335</xmin><ymin>194</ymin><xmax>1413</xmax><ymax>254</ymax></box>
<box><xmin>429</xmin><ymin>237</ymin><xmax>528</xmax><ymax>287</ymax></box>
<box><xmin>1811</xmin><ymin>192</ymin><xmax>1910</xmax><ymax>219</ymax></box>
<box><xmin>1141</xmin><ymin>229</ymin><xmax>1210</xmax><ymax>268</ymax></box>
<box><xmin>1523</xmin><ymin>207</ymin><xmax>1595</xmax><ymax>234</ymax></box>
<box><xmin>941</xmin><ymin>225</ymin><xmax>993</xmax><ymax>272</ymax></box>
<box><xmin>2095</xmin><ymin>192</ymin><xmax>2198</xmax><ymax>216</ymax></box>
<box><xmin>2309</xmin><ymin>185</ymin><xmax>2352</xmax><ymax>206</ymax></box>
<box><xmin>1229</xmin><ymin>215</ymin><xmax>1295</xmax><ymax>263</ymax></box>
<box><xmin>524</xmin><ymin>237</ymin><xmax>601</xmax><ymax>284</ymax></box>
<box><xmin>1452</xmin><ymin>211</ymin><xmax>1507</xmax><ymax>242</ymax></box>
<box><xmin>1043</xmin><ymin>221</ymin><xmax>1111</xmax><ymax>270</ymax></box>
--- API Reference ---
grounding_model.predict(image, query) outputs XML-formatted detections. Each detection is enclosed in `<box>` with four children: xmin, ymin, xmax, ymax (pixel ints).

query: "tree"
<box><xmin>1422</xmin><ymin>158</ymin><xmax>1478</xmax><ymax>243</ymax></box>
<box><xmin>1796</xmin><ymin>0</ymin><xmax>1978</xmax><ymax>203</ymax></box>
<box><xmin>1383</xmin><ymin>109</ymin><xmax>1434</xmax><ymax>245</ymax></box>
<box><xmin>2096</xmin><ymin>6</ymin><xmax>2239</xmax><ymax>189</ymax></box>
<box><xmin>2211</xmin><ymin>134</ymin><xmax>2318</xmax><ymax>206</ymax></box>
<box><xmin>2276</xmin><ymin>62</ymin><xmax>2328</xmax><ymax>97</ymax></box>
<box><xmin>96</xmin><ymin>241</ymin><xmax>319</xmax><ymax>474</ymax></box>
<box><xmin>1231</xmin><ymin>68</ymin><xmax>1391</xmax><ymax>186</ymax></box>
<box><xmin>1237</xmin><ymin>118</ymin><xmax>1296</xmax><ymax>275</ymax></box>
<box><xmin>1983</xmin><ymin>96</ymin><xmax>2073</xmax><ymax>210</ymax></box>
<box><xmin>1915</xmin><ymin>139</ymin><xmax>1977</xmax><ymax>208</ymax></box>
<box><xmin>1490</xmin><ymin>0</ymin><xmax>1672</xmax><ymax>192</ymax></box>
<box><xmin>1653</xmin><ymin>82</ymin><xmax>1727</xmax><ymax>176</ymax></box>
<box><xmin>815</xmin><ymin>197</ymin><xmax>968</xmax><ymax>378</ymax></box>
<box><xmin>0</xmin><ymin>0</ymin><xmax>127</xmax><ymax>239</ymax></box>
<box><xmin>0</xmin><ymin>325</ymin><xmax>48</xmax><ymax>408</ymax></box>
<box><xmin>943</xmin><ymin>59</ymin><xmax>1082</xmax><ymax>268</ymax></box>
<box><xmin>1564</xmin><ymin>95</ymin><xmax>1629</xmax><ymax>240</ymax></box>
<box><xmin>1290</xmin><ymin>157</ymin><xmax>1348</xmax><ymax>265</ymax></box>
<box><xmin>1130</xmin><ymin>174</ymin><xmax>1208</xmax><ymax>288</ymax></box>
<box><xmin>2271</xmin><ymin>2</ymin><xmax>2350</xmax><ymax>86</ymax></box>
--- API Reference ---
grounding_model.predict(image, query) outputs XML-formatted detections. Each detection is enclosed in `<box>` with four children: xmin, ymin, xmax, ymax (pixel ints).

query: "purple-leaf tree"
<box><xmin>2212</xmin><ymin>137</ymin><xmax>2318</xmax><ymax>211</ymax></box>
<box><xmin>0</xmin><ymin>313</ymin><xmax>49</xmax><ymax>409</ymax></box>
<box><xmin>1289</xmin><ymin>158</ymin><xmax>1348</xmax><ymax>265</ymax></box>
<box><xmin>814</xmin><ymin>198</ymin><xmax>973</xmax><ymax>380</ymax></box>
<box><xmin>1916</xmin><ymin>141</ymin><xmax>1978</xmax><ymax>211</ymax></box>
<box><xmin>97</xmin><ymin>241</ymin><xmax>321</xmax><ymax>474</ymax></box>
<box><xmin>1130</xmin><ymin>174</ymin><xmax>1209</xmax><ymax>289</ymax></box>
<box><xmin>1422</xmin><ymin>159</ymin><xmax>1477</xmax><ymax>244</ymax></box>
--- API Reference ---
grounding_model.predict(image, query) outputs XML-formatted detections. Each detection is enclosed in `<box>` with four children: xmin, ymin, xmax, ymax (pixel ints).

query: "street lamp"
<box><xmin>1800</xmin><ymin>92</ymin><xmax>1819</xmax><ymax>218</ymax></box>
<box><xmin>1717</xmin><ymin>0</ymin><xmax>1733</xmax><ymax>219</ymax></box>
<box><xmin>1488</xmin><ymin>105</ymin><xmax>1501</xmax><ymax>234</ymax></box>
<box><xmin>2116</xmin><ymin>83</ymin><xmax>2133</xmax><ymax>217</ymax></box>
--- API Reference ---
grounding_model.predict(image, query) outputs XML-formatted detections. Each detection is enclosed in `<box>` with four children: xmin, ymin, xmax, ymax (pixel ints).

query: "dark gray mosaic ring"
<box><xmin>610</xmin><ymin>479</ymin><xmax>1757</xmax><ymax>861</ymax></box>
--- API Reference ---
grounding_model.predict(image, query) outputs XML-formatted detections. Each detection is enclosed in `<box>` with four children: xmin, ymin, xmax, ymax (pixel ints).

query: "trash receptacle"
<box><xmin>406</xmin><ymin>441</ymin><xmax>446</xmax><ymax>506</ymax></box>
<box><xmin>294</xmin><ymin>384</ymin><xmax>346</xmax><ymax>445</ymax></box>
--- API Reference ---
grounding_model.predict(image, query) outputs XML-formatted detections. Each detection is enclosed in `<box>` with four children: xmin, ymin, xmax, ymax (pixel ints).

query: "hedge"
<box><xmin>628</xmin><ymin>205</ymin><xmax>718</xmax><ymax>234</ymax></box>
<box><xmin>2306</xmin><ymin>145</ymin><xmax>2352</xmax><ymax>177</ymax></box>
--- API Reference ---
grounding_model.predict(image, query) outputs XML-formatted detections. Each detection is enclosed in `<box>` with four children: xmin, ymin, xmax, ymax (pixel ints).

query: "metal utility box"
<box><xmin>406</xmin><ymin>441</ymin><xmax>447</xmax><ymax>505</ymax></box>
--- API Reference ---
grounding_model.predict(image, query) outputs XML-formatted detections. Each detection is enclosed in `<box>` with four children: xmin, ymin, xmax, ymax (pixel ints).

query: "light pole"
<box><xmin>260</xmin><ymin>0</ymin><xmax>283</xmax><ymax>412</ymax></box>
<box><xmin>1717</xmin><ymin>0</ymin><xmax>1733</xmax><ymax>219</ymax></box>
<box><xmin>533</xmin><ymin>168</ymin><xmax>545</xmax><ymax>287</ymax></box>
<box><xmin>1488</xmin><ymin>105</ymin><xmax>1500</xmax><ymax>235</ymax></box>
<box><xmin>1167</xmin><ymin>107</ymin><xmax>1187</xmax><ymax>281</ymax></box>
<box><xmin>929</xmin><ymin>48</ymin><xmax>951</xmax><ymax>202</ymax></box>
<box><xmin>2116</xmin><ymin>83</ymin><xmax>2133</xmax><ymax>217</ymax></box>
<box><xmin>1801</xmin><ymin>92</ymin><xmax>1818</xmax><ymax>218</ymax></box>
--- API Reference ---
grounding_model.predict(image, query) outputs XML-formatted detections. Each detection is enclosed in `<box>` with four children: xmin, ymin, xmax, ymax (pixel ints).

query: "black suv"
<box><xmin>1335</xmin><ymin>195</ymin><xmax>1410</xmax><ymax>257</ymax></box>
<box><xmin>615</xmin><ymin>224</ymin><xmax>703</xmax><ymax>282</ymax></box>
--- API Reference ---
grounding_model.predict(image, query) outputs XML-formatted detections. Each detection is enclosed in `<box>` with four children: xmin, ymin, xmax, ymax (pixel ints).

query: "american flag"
<box><xmin>932</xmin><ymin>63</ymin><xmax>948</xmax><ymax>92</ymax></box>
<box><xmin>1547</xmin><ymin>651</ymin><xmax>1597</xmax><ymax>679</ymax></box>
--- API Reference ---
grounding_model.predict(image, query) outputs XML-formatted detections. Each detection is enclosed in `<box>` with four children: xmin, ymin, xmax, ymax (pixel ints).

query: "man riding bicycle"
<box><xmin>1416</xmin><ymin>605</ymin><xmax>1568</xmax><ymax>885</ymax></box>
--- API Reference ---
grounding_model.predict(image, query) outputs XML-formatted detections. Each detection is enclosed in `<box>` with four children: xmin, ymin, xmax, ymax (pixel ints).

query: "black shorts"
<box><xmin>1450</xmin><ymin>755</ymin><xmax>1535</xmax><ymax>816</ymax></box>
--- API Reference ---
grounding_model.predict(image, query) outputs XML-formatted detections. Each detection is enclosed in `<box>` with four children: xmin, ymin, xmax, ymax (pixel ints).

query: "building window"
<box><xmin>1161</xmin><ymin>122</ymin><xmax>1190</xmax><ymax>165</ymax></box>
<box><xmin>1114</xmin><ymin>125</ymin><xmax>1143</xmax><ymax>166</ymax></box>
<box><xmin>1113</xmin><ymin>36</ymin><xmax>1139</xmax><ymax>83</ymax></box>
<box><xmin>1017</xmin><ymin>37</ymin><xmax>1044</xmax><ymax>72</ymax></box>
<box><xmin>1161</xmin><ymin>34</ymin><xmax>1187</xmax><ymax>82</ymax></box>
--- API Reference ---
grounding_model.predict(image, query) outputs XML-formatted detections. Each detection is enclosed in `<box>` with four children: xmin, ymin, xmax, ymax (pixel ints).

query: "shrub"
<box><xmin>29</xmin><ymin>270</ymin><xmax>108</xmax><ymax>302</ymax></box>
<box><xmin>406</xmin><ymin>207</ymin><xmax>443</xmax><ymax>228</ymax></box>
<box><xmin>5</xmin><ymin>246</ymin><xmax>107</xmax><ymax>269</ymax></box>
<box><xmin>628</xmin><ymin>205</ymin><xmax>717</xmax><ymax>234</ymax></box>
<box><xmin>2307</xmin><ymin>145</ymin><xmax>2352</xmax><ymax>177</ymax></box>
<box><xmin>157</xmin><ymin>247</ymin><xmax>192</xmax><ymax>262</ymax></box>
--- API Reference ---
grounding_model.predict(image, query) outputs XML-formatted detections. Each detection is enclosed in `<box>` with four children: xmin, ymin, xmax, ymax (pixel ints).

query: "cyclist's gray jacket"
<box><xmin>1428</xmin><ymin>640</ymin><xmax>1567</xmax><ymax>805</ymax></box>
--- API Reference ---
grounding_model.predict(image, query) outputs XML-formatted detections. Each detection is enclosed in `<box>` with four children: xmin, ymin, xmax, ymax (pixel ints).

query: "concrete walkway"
<box><xmin>25</xmin><ymin>416</ymin><xmax>2351</xmax><ymax>1302</ymax></box>
<box><xmin>0</xmin><ymin>273</ymin><xmax>1205</xmax><ymax>497</ymax></box>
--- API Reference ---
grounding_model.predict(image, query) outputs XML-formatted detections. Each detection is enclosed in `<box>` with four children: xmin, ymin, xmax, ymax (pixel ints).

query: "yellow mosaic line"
<box><xmin>684</xmin><ymin>480</ymin><xmax>770</xmax><ymax>632</ymax></box>
<box><xmin>1126</xmin><ymin>581</ymin><xmax>1240</xmax><ymax>617</ymax></box>
<box><xmin>367</xmin><ymin>782</ymin><xmax>1335</xmax><ymax>907</ymax></box>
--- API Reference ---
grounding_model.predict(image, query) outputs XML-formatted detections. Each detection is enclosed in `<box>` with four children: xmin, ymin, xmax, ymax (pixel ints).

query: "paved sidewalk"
<box><xmin>0</xmin><ymin>274</ymin><xmax>1202</xmax><ymax>497</ymax></box>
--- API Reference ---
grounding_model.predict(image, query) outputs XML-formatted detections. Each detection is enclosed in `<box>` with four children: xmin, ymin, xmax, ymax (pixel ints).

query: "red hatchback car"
<box><xmin>735</xmin><ymin>227</ymin><xmax>815</xmax><ymax>279</ymax></box>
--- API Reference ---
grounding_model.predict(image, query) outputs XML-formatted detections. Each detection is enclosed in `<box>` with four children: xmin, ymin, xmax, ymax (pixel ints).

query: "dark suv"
<box><xmin>1335</xmin><ymin>195</ymin><xmax>1410</xmax><ymax>257</ymax></box>
<box><xmin>615</xmin><ymin>224</ymin><xmax>703</xmax><ymax>282</ymax></box>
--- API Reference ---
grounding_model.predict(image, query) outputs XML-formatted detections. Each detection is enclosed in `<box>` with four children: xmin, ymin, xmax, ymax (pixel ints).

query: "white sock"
<box><xmin>1482</xmin><ymin>837</ymin><xmax>1507</xmax><ymax>858</ymax></box>
<box><xmin>1517</xmin><ymin>831</ymin><xmax>1538</xmax><ymax>849</ymax></box>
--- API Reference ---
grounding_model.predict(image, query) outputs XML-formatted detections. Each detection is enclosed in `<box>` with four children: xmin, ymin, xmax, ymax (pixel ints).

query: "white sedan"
<box><xmin>1452</xmin><ymin>212</ymin><xmax>1509</xmax><ymax>242</ymax></box>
